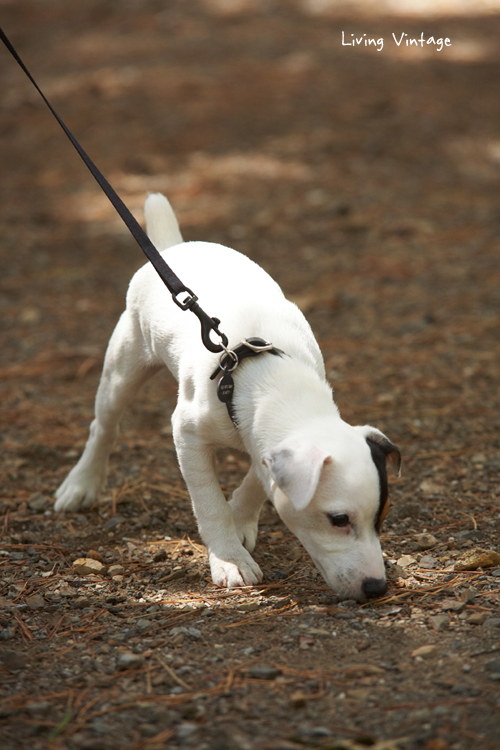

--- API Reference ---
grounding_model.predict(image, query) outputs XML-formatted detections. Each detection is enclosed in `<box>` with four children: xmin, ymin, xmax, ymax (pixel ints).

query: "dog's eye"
<box><xmin>328</xmin><ymin>513</ymin><xmax>350</xmax><ymax>527</ymax></box>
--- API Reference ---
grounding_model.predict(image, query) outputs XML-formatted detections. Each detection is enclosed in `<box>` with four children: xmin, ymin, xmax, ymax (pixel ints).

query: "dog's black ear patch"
<box><xmin>366</xmin><ymin>436</ymin><xmax>400</xmax><ymax>532</ymax></box>
<box><xmin>367</xmin><ymin>432</ymin><xmax>401</xmax><ymax>477</ymax></box>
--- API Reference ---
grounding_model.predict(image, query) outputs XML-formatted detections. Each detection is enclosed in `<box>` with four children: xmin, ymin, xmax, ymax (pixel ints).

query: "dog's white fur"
<box><xmin>55</xmin><ymin>193</ymin><xmax>399</xmax><ymax>600</ymax></box>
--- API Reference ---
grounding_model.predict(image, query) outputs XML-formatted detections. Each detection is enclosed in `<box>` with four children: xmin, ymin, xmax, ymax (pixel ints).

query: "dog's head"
<box><xmin>263</xmin><ymin>422</ymin><xmax>401</xmax><ymax>602</ymax></box>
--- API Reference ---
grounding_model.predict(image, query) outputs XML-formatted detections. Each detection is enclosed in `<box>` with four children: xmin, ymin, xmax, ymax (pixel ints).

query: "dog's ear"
<box><xmin>355</xmin><ymin>425</ymin><xmax>401</xmax><ymax>477</ymax></box>
<box><xmin>263</xmin><ymin>443</ymin><xmax>331</xmax><ymax>511</ymax></box>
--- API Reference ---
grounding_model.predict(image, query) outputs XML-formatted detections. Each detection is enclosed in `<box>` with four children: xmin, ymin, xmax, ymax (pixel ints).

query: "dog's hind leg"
<box><xmin>229</xmin><ymin>465</ymin><xmax>267</xmax><ymax>553</ymax></box>
<box><xmin>55</xmin><ymin>310</ymin><xmax>162</xmax><ymax>511</ymax></box>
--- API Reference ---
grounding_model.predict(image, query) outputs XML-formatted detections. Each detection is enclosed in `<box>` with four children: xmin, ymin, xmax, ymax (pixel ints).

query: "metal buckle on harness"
<box><xmin>242</xmin><ymin>338</ymin><xmax>274</xmax><ymax>353</ymax></box>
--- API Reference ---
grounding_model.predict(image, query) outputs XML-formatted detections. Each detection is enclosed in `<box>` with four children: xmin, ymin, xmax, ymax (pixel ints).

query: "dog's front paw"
<box><xmin>54</xmin><ymin>467</ymin><xmax>105</xmax><ymax>511</ymax></box>
<box><xmin>209</xmin><ymin>549</ymin><xmax>263</xmax><ymax>588</ymax></box>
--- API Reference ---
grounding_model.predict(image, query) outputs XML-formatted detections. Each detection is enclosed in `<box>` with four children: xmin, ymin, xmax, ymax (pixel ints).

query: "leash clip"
<box><xmin>173</xmin><ymin>290</ymin><xmax>229</xmax><ymax>354</ymax></box>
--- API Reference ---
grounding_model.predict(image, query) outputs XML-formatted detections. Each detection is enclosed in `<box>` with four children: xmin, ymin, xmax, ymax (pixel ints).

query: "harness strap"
<box><xmin>0</xmin><ymin>25</ymin><xmax>228</xmax><ymax>354</ymax></box>
<box><xmin>210</xmin><ymin>338</ymin><xmax>285</xmax><ymax>426</ymax></box>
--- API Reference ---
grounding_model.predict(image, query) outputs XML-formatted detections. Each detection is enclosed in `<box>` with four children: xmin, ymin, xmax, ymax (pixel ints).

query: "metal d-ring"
<box><xmin>219</xmin><ymin>347</ymin><xmax>239</xmax><ymax>373</ymax></box>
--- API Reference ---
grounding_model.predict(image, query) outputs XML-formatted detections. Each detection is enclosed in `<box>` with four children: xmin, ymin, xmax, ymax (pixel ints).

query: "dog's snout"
<box><xmin>362</xmin><ymin>576</ymin><xmax>387</xmax><ymax>600</ymax></box>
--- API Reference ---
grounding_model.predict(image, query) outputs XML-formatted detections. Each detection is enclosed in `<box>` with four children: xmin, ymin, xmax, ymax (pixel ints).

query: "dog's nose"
<box><xmin>362</xmin><ymin>577</ymin><xmax>387</xmax><ymax>599</ymax></box>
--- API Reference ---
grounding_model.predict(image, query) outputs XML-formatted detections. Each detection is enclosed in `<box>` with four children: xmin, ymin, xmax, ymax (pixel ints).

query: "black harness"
<box><xmin>210</xmin><ymin>338</ymin><xmax>285</xmax><ymax>426</ymax></box>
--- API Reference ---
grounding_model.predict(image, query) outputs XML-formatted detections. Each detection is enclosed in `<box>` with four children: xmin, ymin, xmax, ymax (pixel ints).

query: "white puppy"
<box><xmin>55</xmin><ymin>193</ymin><xmax>400</xmax><ymax>601</ymax></box>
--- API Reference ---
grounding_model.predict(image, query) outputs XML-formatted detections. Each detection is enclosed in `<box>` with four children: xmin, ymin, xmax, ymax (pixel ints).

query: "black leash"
<box><xmin>0</xmin><ymin>24</ymin><xmax>228</xmax><ymax>354</ymax></box>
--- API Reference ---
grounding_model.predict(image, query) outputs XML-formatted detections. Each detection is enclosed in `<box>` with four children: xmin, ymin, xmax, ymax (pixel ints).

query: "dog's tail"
<box><xmin>144</xmin><ymin>192</ymin><xmax>183</xmax><ymax>250</ymax></box>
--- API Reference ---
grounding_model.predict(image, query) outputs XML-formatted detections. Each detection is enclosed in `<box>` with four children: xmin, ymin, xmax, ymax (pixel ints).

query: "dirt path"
<box><xmin>0</xmin><ymin>2</ymin><xmax>499</xmax><ymax>749</ymax></box>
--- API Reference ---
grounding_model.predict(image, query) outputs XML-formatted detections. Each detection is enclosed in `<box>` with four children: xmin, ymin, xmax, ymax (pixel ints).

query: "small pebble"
<box><xmin>388</xmin><ymin>563</ymin><xmax>408</xmax><ymax>580</ymax></box>
<box><xmin>468</xmin><ymin>612</ymin><xmax>487</xmax><ymax>626</ymax></box>
<box><xmin>430</xmin><ymin>615</ymin><xmax>449</xmax><ymax>631</ymax></box>
<box><xmin>108</xmin><ymin>564</ymin><xmax>125</xmax><ymax>577</ymax></box>
<box><xmin>153</xmin><ymin>549</ymin><xmax>168</xmax><ymax>562</ymax></box>
<box><xmin>398</xmin><ymin>554</ymin><xmax>417</xmax><ymax>568</ymax></box>
<box><xmin>72</xmin><ymin>558</ymin><xmax>105</xmax><ymax>576</ymax></box>
<box><xmin>176</xmin><ymin>722</ymin><xmax>197</xmax><ymax>739</ymax></box>
<box><xmin>419</xmin><ymin>554</ymin><xmax>438</xmax><ymax>569</ymax></box>
<box><xmin>26</xmin><ymin>594</ymin><xmax>46</xmax><ymax>610</ymax></box>
<box><xmin>44</xmin><ymin>591</ymin><xmax>61</xmax><ymax>602</ymax></box>
<box><xmin>59</xmin><ymin>586</ymin><xmax>77</xmax><ymax>598</ymax></box>
<box><xmin>246</xmin><ymin>666</ymin><xmax>282</xmax><ymax>680</ymax></box>
<box><xmin>73</xmin><ymin>596</ymin><xmax>89</xmax><ymax>609</ymax></box>
<box><xmin>411</xmin><ymin>644</ymin><xmax>437</xmax><ymax>659</ymax></box>
<box><xmin>27</xmin><ymin>492</ymin><xmax>50</xmax><ymax>512</ymax></box>
<box><xmin>419</xmin><ymin>479</ymin><xmax>446</xmax><ymax>496</ymax></box>
<box><xmin>136</xmin><ymin>619</ymin><xmax>153</xmax><ymax>633</ymax></box>
<box><xmin>290</xmin><ymin>690</ymin><xmax>307</xmax><ymax>708</ymax></box>
<box><xmin>417</xmin><ymin>533</ymin><xmax>438</xmax><ymax>550</ymax></box>
<box><xmin>86</xmin><ymin>550</ymin><xmax>104</xmax><ymax>563</ymax></box>
<box><xmin>104</xmin><ymin>517</ymin><xmax>123</xmax><ymax>530</ymax></box>
<box><xmin>116</xmin><ymin>651</ymin><xmax>143</xmax><ymax>671</ymax></box>
<box><xmin>455</xmin><ymin>549</ymin><xmax>500</xmax><ymax>571</ymax></box>
<box><xmin>299</xmin><ymin>726</ymin><xmax>333</xmax><ymax>738</ymax></box>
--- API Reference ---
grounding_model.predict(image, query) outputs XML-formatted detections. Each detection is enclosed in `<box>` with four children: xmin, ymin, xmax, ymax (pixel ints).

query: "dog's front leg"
<box><xmin>173</xmin><ymin>419</ymin><xmax>263</xmax><ymax>588</ymax></box>
<box><xmin>229</xmin><ymin>465</ymin><xmax>267</xmax><ymax>553</ymax></box>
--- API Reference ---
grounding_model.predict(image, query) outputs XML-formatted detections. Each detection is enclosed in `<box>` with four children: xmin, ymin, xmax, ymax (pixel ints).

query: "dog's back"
<box><xmin>133</xmin><ymin>193</ymin><xmax>325</xmax><ymax>383</ymax></box>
